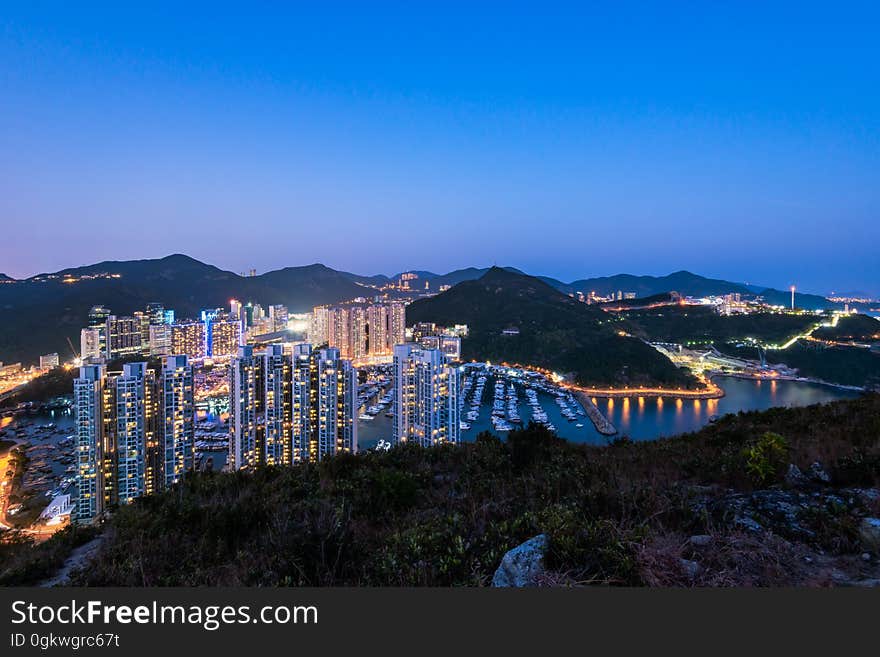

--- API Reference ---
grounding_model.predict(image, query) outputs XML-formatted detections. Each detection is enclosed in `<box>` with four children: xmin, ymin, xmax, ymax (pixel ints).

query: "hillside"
<box><xmin>0</xmin><ymin>255</ymin><xmax>365</xmax><ymax>364</ymax></box>
<box><xmin>620</xmin><ymin>305</ymin><xmax>822</xmax><ymax>347</ymax></box>
<box><xmin>407</xmin><ymin>267</ymin><xmax>697</xmax><ymax>389</ymax></box>
<box><xmin>813</xmin><ymin>314</ymin><xmax>880</xmax><ymax>342</ymax></box>
<box><xmin>5</xmin><ymin>395</ymin><xmax>878</xmax><ymax>587</ymax></box>
<box><xmin>721</xmin><ymin>340</ymin><xmax>880</xmax><ymax>389</ymax></box>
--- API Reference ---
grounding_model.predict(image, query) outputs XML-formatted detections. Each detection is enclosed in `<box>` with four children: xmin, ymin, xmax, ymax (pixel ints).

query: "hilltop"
<box><xmin>4</xmin><ymin>394</ymin><xmax>878</xmax><ymax>587</ymax></box>
<box><xmin>407</xmin><ymin>267</ymin><xmax>697</xmax><ymax>389</ymax></box>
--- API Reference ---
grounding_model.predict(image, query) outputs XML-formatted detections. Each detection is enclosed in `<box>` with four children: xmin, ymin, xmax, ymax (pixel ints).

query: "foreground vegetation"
<box><xmin>3</xmin><ymin>395</ymin><xmax>869</xmax><ymax>587</ymax></box>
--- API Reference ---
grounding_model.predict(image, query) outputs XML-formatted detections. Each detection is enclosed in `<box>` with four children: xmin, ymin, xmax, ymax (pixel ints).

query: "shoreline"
<box><xmin>569</xmin><ymin>385</ymin><xmax>725</xmax><ymax>400</ymax></box>
<box><xmin>705</xmin><ymin>371</ymin><xmax>866</xmax><ymax>393</ymax></box>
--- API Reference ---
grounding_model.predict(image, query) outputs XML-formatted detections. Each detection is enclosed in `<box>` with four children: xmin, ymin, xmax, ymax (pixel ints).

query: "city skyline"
<box><xmin>1</xmin><ymin>5</ymin><xmax>878</xmax><ymax>295</ymax></box>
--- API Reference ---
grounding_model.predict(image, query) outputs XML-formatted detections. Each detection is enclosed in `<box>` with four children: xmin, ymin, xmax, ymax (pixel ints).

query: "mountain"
<box><xmin>339</xmin><ymin>266</ymin><xmax>529</xmax><ymax>291</ymax></box>
<box><xmin>0</xmin><ymin>255</ymin><xmax>365</xmax><ymax>364</ymax></box>
<box><xmin>0</xmin><ymin>273</ymin><xmax>15</xmax><ymax>282</ymax></box>
<box><xmin>557</xmin><ymin>270</ymin><xmax>836</xmax><ymax>311</ymax></box>
<box><xmin>407</xmin><ymin>267</ymin><xmax>697</xmax><ymax>389</ymax></box>
<box><xmin>344</xmin><ymin>267</ymin><xmax>837</xmax><ymax>310</ymax></box>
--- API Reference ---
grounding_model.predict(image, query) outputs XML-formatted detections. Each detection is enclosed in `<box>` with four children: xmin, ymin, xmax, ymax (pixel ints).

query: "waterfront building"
<box><xmin>73</xmin><ymin>364</ymin><xmax>106</xmax><ymax>521</ymax></box>
<box><xmin>73</xmin><ymin>357</ymin><xmax>195</xmax><ymax>522</ymax></box>
<box><xmin>392</xmin><ymin>344</ymin><xmax>459</xmax><ymax>448</ymax></box>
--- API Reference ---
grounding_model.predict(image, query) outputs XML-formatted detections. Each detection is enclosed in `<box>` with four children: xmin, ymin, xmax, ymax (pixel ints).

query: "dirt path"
<box><xmin>39</xmin><ymin>535</ymin><xmax>103</xmax><ymax>587</ymax></box>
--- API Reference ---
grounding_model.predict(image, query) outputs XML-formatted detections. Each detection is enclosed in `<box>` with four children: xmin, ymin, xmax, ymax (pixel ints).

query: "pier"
<box><xmin>572</xmin><ymin>391</ymin><xmax>617</xmax><ymax>436</ymax></box>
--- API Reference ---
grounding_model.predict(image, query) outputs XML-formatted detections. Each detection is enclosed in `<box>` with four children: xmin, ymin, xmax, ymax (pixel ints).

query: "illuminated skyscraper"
<box><xmin>313</xmin><ymin>302</ymin><xmax>407</xmax><ymax>360</ymax></box>
<box><xmin>292</xmin><ymin>345</ymin><xmax>359</xmax><ymax>462</ymax></box>
<box><xmin>309</xmin><ymin>305</ymin><xmax>330</xmax><ymax>345</ymax></box>
<box><xmin>229</xmin><ymin>345</ymin><xmax>258</xmax><ymax>470</ymax></box>
<box><xmin>209</xmin><ymin>317</ymin><xmax>242</xmax><ymax>359</ymax></box>
<box><xmin>74</xmin><ymin>357</ymin><xmax>194</xmax><ymax>522</ymax></box>
<box><xmin>269</xmin><ymin>304</ymin><xmax>289</xmax><ymax>332</ymax></box>
<box><xmin>392</xmin><ymin>344</ymin><xmax>459</xmax><ymax>448</ymax></box>
<box><xmin>105</xmin><ymin>315</ymin><xmax>142</xmax><ymax>359</ymax></box>
<box><xmin>160</xmin><ymin>355</ymin><xmax>195</xmax><ymax>488</ymax></box>
<box><xmin>148</xmin><ymin>324</ymin><xmax>170</xmax><ymax>357</ymax></box>
<box><xmin>171</xmin><ymin>321</ymin><xmax>206</xmax><ymax>360</ymax></box>
<box><xmin>73</xmin><ymin>364</ymin><xmax>107</xmax><ymax>521</ymax></box>
<box><xmin>112</xmin><ymin>362</ymin><xmax>157</xmax><ymax>505</ymax></box>
<box><xmin>231</xmin><ymin>344</ymin><xmax>356</xmax><ymax>468</ymax></box>
<box><xmin>261</xmin><ymin>345</ymin><xmax>292</xmax><ymax>466</ymax></box>
<box><xmin>80</xmin><ymin>327</ymin><xmax>102</xmax><ymax>362</ymax></box>
<box><xmin>389</xmin><ymin>302</ymin><xmax>406</xmax><ymax>349</ymax></box>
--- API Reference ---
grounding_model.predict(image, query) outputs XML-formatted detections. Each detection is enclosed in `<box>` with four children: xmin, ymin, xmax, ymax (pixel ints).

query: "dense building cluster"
<box><xmin>74</xmin><ymin>295</ymin><xmax>463</xmax><ymax>524</ymax></box>
<box><xmin>80</xmin><ymin>302</ymin><xmax>243</xmax><ymax>362</ymax></box>
<box><xmin>309</xmin><ymin>302</ymin><xmax>406</xmax><ymax>360</ymax></box>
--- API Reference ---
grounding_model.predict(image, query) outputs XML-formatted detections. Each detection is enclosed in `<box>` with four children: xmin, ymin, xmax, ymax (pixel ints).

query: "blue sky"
<box><xmin>1</xmin><ymin>3</ymin><xmax>878</xmax><ymax>294</ymax></box>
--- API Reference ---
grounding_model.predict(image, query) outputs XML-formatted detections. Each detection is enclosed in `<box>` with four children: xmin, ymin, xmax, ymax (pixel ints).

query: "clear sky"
<box><xmin>1</xmin><ymin>3</ymin><xmax>878</xmax><ymax>295</ymax></box>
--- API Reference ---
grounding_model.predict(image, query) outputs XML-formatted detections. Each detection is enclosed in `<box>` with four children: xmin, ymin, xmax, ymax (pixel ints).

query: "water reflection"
<box><xmin>599</xmin><ymin>376</ymin><xmax>860</xmax><ymax>442</ymax></box>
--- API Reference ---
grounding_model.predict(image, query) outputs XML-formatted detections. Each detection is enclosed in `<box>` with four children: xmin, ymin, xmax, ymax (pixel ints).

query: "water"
<box><xmin>356</xmin><ymin>375</ymin><xmax>862</xmax><ymax>449</ymax></box>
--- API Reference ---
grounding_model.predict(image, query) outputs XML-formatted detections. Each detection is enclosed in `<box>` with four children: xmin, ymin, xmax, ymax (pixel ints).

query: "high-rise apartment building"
<box><xmin>229</xmin><ymin>345</ymin><xmax>258</xmax><ymax>470</ymax></box>
<box><xmin>80</xmin><ymin>327</ymin><xmax>103</xmax><ymax>362</ymax></box>
<box><xmin>160</xmin><ymin>355</ymin><xmax>195</xmax><ymax>488</ymax></box>
<box><xmin>392</xmin><ymin>344</ymin><xmax>459</xmax><ymax>448</ymax></box>
<box><xmin>170</xmin><ymin>321</ymin><xmax>206</xmax><ymax>360</ymax></box>
<box><xmin>229</xmin><ymin>344</ymin><xmax>357</xmax><ymax>469</ymax></box>
<box><xmin>73</xmin><ymin>364</ymin><xmax>107</xmax><ymax>520</ymax></box>
<box><xmin>309</xmin><ymin>305</ymin><xmax>330</xmax><ymax>345</ymax></box>
<box><xmin>269</xmin><ymin>304</ymin><xmax>289</xmax><ymax>332</ymax></box>
<box><xmin>105</xmin><ymin>315</ymin><xmax>142</xmax><ymax>359</ymax></box>
<box><xmin>311</xmin><ymin>302</ymin><xmax>406</xmax><ymax>360</ymax></box>
<box><xmin>209</xmin><ymin>317</ymin><xmax>242</xmax><ymax>358</ymax></box>
<box><xmin>74</xmin><ymin>357</ymin><xmax>195</xmax><ymax>523</ymax></box>
<box><xmin>295</xmin><ymin>346</ymin><xmax>358</xmax><ymax>462</ymax></box>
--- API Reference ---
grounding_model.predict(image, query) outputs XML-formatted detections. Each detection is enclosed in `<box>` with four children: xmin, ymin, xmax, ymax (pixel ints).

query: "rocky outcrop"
<box><xmin>860</xmin><ymin>518</ymin><xmax>880</xmax><ymax>554</ymax></box>
<box><xmin>492</xmin><ymin>534</ymin><xmax>548</xmax><ymax>587</ymax></box>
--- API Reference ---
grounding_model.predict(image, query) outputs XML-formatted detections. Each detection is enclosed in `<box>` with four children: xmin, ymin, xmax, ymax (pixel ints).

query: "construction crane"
<box><xmin>66</xmin><ymin>336</ymin><xmax>80</xmax><ymax>363</ymax></box>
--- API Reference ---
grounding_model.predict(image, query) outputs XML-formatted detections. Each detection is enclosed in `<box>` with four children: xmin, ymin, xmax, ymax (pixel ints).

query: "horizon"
<box><xmin>0</xmin><ymin>252</ymin><xmax>856</xmax><ymax>298</ymax></box>
<box><xmin>1</xmin><ymin>5</ymin><xmax>878</xmax><ymax>295</ymax></box>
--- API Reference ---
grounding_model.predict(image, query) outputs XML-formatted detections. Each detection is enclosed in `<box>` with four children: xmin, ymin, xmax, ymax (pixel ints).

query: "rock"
<box><xmin>862</xmin><ymin>553</ymin><xmax>872</xmax><ymax>562</ymax></box>
<box><xmin>859</xmin><ymin>518</ymin><xmax>880</xmax><ymax>553</ymax></box>
<box><xmin>785</xmin><ymin>464</ymin><xmax>808</xmax><ymax>488</ymax></box>
<box><xmin>679</xmin><ymin>558</ymin><xmax>702</xmax><ymax>580</ymax></box>
<box><xmin>689</xmin><ymin>534</ymin><xmax>713</xmax><ymax>547</ymax></box>
<box><xmin>808</xmin><ymin>462</ymin><xmax>831</xmax><ymax>484</ymax></box>
<box><xmin>734</xmin><ymin>515</ymin><xmax>763</xmax><ymax>533</ymax></box>
<box><xmin>492</xmin><ymin>534</ymin><xmax>548</xmax><ymax>587</ymax></box>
